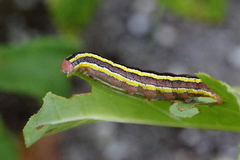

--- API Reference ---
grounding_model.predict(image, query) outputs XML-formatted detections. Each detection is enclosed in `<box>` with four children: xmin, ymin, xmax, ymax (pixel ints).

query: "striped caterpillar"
<box><xmin>61</xmin><ymin>52</ymin><xmax>222</xmax><ymax>104</ymax></box>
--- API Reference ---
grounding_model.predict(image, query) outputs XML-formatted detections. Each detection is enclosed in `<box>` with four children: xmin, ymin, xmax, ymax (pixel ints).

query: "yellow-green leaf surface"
<box><xmin>23</xmin><ymin>72</ymin><xmax>240</xmax><ymax>147</ymax></box>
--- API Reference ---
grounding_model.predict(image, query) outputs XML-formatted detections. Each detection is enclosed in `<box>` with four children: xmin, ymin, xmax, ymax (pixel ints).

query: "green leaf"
<box><xmin>23</xmin><ymin>71</ymin><xmax>240</xmax><ymax>147</ymax></box>
<box><xmin>0</xmin><ymin>37</ymin><xmax>79</xmax><ymax>99</ymax></box>
<box><xmin>229</xmin><ymin>87</ymin><xmax>240</xmax><ymax>97</ymax></box>
<box><xmin>157</xmin><ymin>0</ymin><xmax>227</xmax><ymax>23</ymax></box>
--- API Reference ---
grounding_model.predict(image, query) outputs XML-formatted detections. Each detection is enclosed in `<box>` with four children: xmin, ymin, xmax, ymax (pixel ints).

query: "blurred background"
<box><xmin>0</xmin><ymin>0</ymin><xmax>240</xmax><ymax>159</ymax></box>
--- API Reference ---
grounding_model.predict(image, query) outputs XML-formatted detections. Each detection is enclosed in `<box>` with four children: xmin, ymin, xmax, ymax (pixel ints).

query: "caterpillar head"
<box><xmin>61</xmin><ymin>60</ymin><xmax>74</xmax><ymax>74</ymax></box>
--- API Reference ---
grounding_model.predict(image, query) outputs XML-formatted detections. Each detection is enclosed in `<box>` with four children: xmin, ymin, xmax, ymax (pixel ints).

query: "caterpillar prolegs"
<box><xmin>61</xmin><ymin>52</ymin><xmax>222</xmax><ymax>104</ymax></box>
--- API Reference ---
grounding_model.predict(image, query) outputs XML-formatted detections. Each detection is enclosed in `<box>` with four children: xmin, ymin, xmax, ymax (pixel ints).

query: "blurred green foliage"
<box><xmin>0</xmin><ymin>0</ymin><xmax>100</xmax><ymax>156</ymax></box>
<box><xmin>0</xmin><ymin>118</ymin><xmax>18</xmax><ymax>160</ymax></box>
<box><xmin>0</xmin><ymin>37</ymin><xmax>79</xmax><ymax>100</ymax></box>
<box><xmin>0</xmin><ymin>0</ymin><xmax>100</xmax><ymax>158</ymax></box>
<box><xmin>47</xmin><ymin>0</ymin><xmax>100</xmax><ymax>35</ymax></box>
<box><xmin>158</xmin><ymin>0</ymin><xmax>227</xmax><ymax>23</ymax></box>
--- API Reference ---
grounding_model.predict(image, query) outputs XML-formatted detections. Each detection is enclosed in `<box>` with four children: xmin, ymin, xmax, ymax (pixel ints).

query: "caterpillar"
<box><xmin>61</xmin><ymin>52</ymin><xmax>222</xmax><ymax>104</ymax></box>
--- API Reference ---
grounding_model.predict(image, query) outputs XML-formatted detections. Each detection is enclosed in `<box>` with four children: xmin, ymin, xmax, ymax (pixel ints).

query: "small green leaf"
<box><xmin>23</xmin><ymin>72</ymin><xmax>240</xmax><ymax>147</ymax></box>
